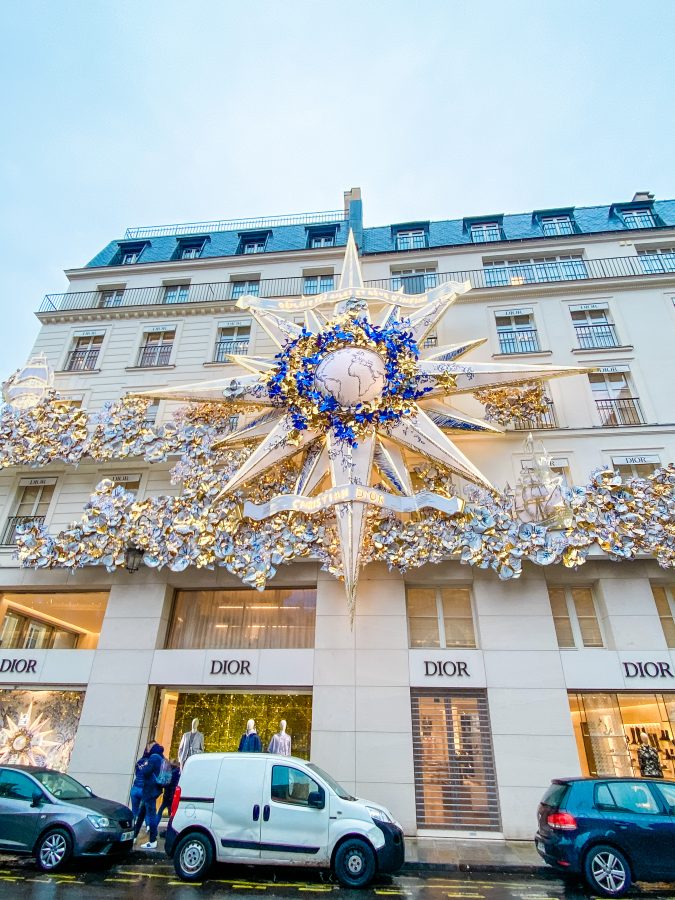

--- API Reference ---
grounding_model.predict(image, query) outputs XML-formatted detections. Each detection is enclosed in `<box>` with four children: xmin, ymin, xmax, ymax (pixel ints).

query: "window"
<box><xmin>303</xmin><ymin>274</ymin><xmax>334</xmax><ymax>295</ymax></box>
<box><xmin>137</xmin><ymin>329</ymin><xmax>175</xmax><ymax>367</ymax></box>
<box><xmin>595</xmin><ymin>781</ymin><xmax>659</xmax><ymax>815</ymax></box>
<box><xmin>470</xmin><ymin>222</ymin><xmax>501</xmax><ymax>243</ymax></box>
<box><xmin>391</xmin><ymin>267</ymin><xmax>438</xmax><ymax>294</ymax></box>
<box><xmin>167</xmin><ymin>588</ymin><xmax>316</xmax><ymax>650</ymax></box>
<box><xmin>65</xmin><ymin>334</ymin><xmax>103</xmax><ymax>371</ymax></box>
<box><xmin>651</xmin><ymin>585</ymin><xmax>675</xmax><ymax>648</ymax></box>
<box><xmin>423</xmin><ymin>331</ymin><xmax>438</xmax><ymax>349</ymax></box>
<box><xmin>588</xmin><ymin>372</ymin><xmax>644</xmax><ymax>426</ymax></box>
<box><xmin>114</xmin><ymin>242</ymin><xmax>147</xmax><ymax>266</ymax></box>
<box><xmin>541</xmin><ymin>215</ymin><xmax>574</xmax><ymax>237</ymax></box>
<box><xmin>638</xmin><ymin>247</ymin><xmax>675</xmax><ymax>273</ymax></box>
<box><xmin>3</xmin><ymin>480</ymin><xmax>55</xmax><ymax>545</ymax></box>
<box><xmin>309</xmin><ymin>232</ymin><xmax>335</xmax><ymax>249</ymax></box>
<box><xmin>484</xmin><ymin>254</ymin><xmax>587</xmax><ymax>286</ymax></box>
<box><xmin>230</xmin><ymin>279</ymin><xmax>260</xmax><ymax>299</ymax></box>
<box><xmin>548</xmin><ymin>586</ymin><xmax>603</xmax><ymax>648</ymax></box>
<box><xmin>214</xmin><ymin>323</ymin><xmax>251</xmax><ymax>361</ymax></box>
<box><xmin>122</xmin><ymin>250</ymin><xmax>139</xmax><ymax>264</ymax></box>
<box><xmin>0</xmin><ymin>770</ymin><xmax>36</xmax><ymax>802</ymax></box>
<box><xmin>495</xmin><ymin>311</ymin><xmax>540</xmax><ymax>354</ymax></box>
<box><xmin>396</xmin><ymin>229</ymin><xmax>427</xmax><ymax>251</ymax></box>
<box><xmin>176</xmin><ymin>238</ymin><xmax>207</xmax><ymax>260</ymax></box>
<box><xmin>623</xmin><ymin>208</ymin><xmax>656</xmax><ymax>229</ymax></box>
<box><xmin>239</xmin><ymin>233</ymin><xmax>269</xmax><ymax>254</ymax></box>
<box><xmin>99</xmin><ymin>289</ymin><xmax>124</xmax><ymax>308</ymax></box>
<box><xmin>271</xmin><ymin>766</ymin><xmax>322</xmax><ymax>806</ymax></box>
<box><xmin>570</xmin><ymin>308</ymin><xmax>618</xmax><ymax>349</ymax></box>
<box><xmin>0</xmin><ymin>591</ymin><xmax>107</xmax><ymax>651</ymax></box>
<box><xmin>109</xmin><ymin>474</ymin><xmax>142</xmax><ymax>494</ymax></box>
<box><xmin>144</xmin><ymin>400</ymin><xmax>159</xmax><ymax>425</ymax></box>
<box><xmin>0</xmin><ymin>609</ymin><xmax>78</xmax><ymax>650</ymax></box>
<box><xmin>163</xmin><ymin>284</ymin><xmax>190</xmax><ymax>304</ymax></box>
<box><xmin>611</xmin><ymin>456</ymin><xmax>660</xmax><ymax>479</ymax></box>
<box><xmin>406</xmin><ymin>586</ymin><xmax>476</xmax><ymax>648</ymax></box>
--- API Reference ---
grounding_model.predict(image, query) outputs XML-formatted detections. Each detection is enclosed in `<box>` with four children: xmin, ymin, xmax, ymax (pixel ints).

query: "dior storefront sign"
<box><xmin>623</xmin><ymin>661</ymin><xmax>674</xmax><ymax>679</ymax></box>
<box><xmin>209</xmin><ymin>659</ymin><xmax>254</xmax><ymax>677</ymax></box>
<box><xmin>0</xmin><ymin>657</ymin><xmax>38</xmax><ymax>674</ymax></box>
<box><xmin>424</xmin><ymin>660</ymin><xmax>470</xmax><ymax>677</ymax></box>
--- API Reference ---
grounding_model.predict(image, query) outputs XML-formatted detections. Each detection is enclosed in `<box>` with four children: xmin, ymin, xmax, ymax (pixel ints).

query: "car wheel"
<box><xmin>173</xmin><ymin>832</ymin><xmax>213</xmax><ymax>882</ymax></box>
<box><xmin>35</xmin><ymin>828</ymin><xmax>73</xmax><ymax>872</ymax></box>
<box><xmin>333</xmin><ymin>837</ymin><xmax>376</xmax><ymax>888</ymax></box>
<box><xmin>584</xmin><ymin>844</ymin><xmax>632</xmax><ymax>897</ymax></box>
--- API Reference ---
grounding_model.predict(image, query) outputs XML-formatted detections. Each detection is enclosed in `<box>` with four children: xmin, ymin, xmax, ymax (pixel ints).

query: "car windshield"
<box><xmin>307</xmin><ymin>763</ymin><xmax>356</xmax><ymax>801</ymax></box>
<box><xmin>33</xmin><ymin>771</ymin><xmax>91</xmax><ymax>800</ymax></box>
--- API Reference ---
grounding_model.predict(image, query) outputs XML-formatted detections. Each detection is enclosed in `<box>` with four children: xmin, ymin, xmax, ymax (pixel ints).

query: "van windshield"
<box><xmin>307</xmin><ymin>764</ymin><xmax>356</xmax><ymax>801</ymax></box>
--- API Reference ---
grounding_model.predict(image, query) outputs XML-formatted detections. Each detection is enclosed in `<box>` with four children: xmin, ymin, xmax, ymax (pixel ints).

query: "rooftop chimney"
<box><xmin>632</xmin><ymin>191</ymin><xmax>654</xmax><ymax>202</ymax></box>
<box><xmin>344</xmin><ymin>187</ymin><xmax>362</xmax><ymax>215</ymax></box>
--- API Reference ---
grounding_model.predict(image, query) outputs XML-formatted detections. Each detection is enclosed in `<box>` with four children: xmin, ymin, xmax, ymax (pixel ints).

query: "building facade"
<box><xmin>1</xmin><ymin>188</ymin><xmax>675</xmax><ymax>839</ymax></box>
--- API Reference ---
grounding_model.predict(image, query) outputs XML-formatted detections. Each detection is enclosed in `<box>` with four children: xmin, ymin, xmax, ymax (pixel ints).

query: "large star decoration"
<box><xmin>139</xmin><ymin>233</ymin><xmax>586</xmax><ymax>605</ymax></box>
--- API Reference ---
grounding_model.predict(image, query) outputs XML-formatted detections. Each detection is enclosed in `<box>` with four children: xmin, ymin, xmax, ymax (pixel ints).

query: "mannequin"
<box><xmin>268</xmin><ymin>719</ymin><xmax>292</xmax><ymax>756</ymax></box>
<box><xmin>238</xmin><ymin>718</ymin><xmax>262</xmax><ymax>753</ymax></box>
<box><xmin>178</xmin><ymin>718</ymin><xmax>205</xmax><ymax>768</ymax></box>
<box><xmin>637</xmin><ymin>731</ymin><xmax>663</xmax><ymax>777</ymax></box>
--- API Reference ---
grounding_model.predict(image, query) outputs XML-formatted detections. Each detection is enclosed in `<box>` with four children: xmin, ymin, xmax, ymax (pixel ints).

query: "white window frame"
<box><xmin>136</xmin><ymin>328</ymin><xmax>176</xmax><ymax>368</ymax></box>
<box><xmin>2</xmin><ymin>477</ymin><xmax>58</xmax><ymax>546</ymax></box>
<box><xmin>214</xmin><ymin>322</ymin><xmax>251</xmax><ymax>361</ymax></box>
<box><xmin>470</xmin><ymin>222</ymin><xmax>501</xmax><ymax>243</ymax></box>
<box><xmin>391</xmin><ymin>266</ymin><xmax>438</xmax><ymax>293</ymax></box>
<box><xmin>303</xmin><ymin>273</ymin><xmax>334</xmax><ymax>295</ymax></box>
<box><xmin>610</xmin><ymin>454</ymin><xmax>661</xmax><ymax>479</ymax></box>
<box><xmin>310</xmin><ymin>234</ymin><xmax>335</xmax><ymax>249</ymax></box>
<box><xmin>484</xmin><ymin>253</ymin><xmax>586</xmax><ymax>286</ymax></box>
<box><xmin>494</xmin><ymin>310</ymin><xmax>540</xmax><ymax>354</ymax></box>
<box><xmin>652</xmin><ymin>584</ymin><xmax>675</xmax><ymax>648</ymax></box>
<box><xmin>623</xmin><ymin>208</ymin><xmax>656</xmax><ymax>229</ymax></box>
<box><xmin>163</xmin><ymin>283</ymin><xmax>190</xmax><ymax>304</ymax></box>
<box><xmin>65</xmin><ymin>333</ymin><xmax>104</xmax><ymax>372</ymax></box>
<box><xmin>548</xmin><ymin>585</ymin><xmax>605</xmax><ymax>649</ymax></box>
<box><xmin>99</xmin><ymin>287</ymin><xmax>125</xmax><ymax>308</ymax></box>
<box><xmin>406</xmin><ymin>585</ymin><xmax>477</xmax><ymax>649</ymax></box>
<box><xmin>241</xmin><ymin>237</ymin><xmax>267</xmax><ymax>254</ymax></box>
<box><xmin>541</xmin><ymin>215</ymin><xmax>574</xmax><ymax>236</ymax></box>
<box><xmin>230</xmin><ymin>279</ymin><xmax>260</xmax><ymax>299</ymax></box>
<box><xmin>396</xmin><ymin>229</ymin><xmax>427</xmax><ymax>251</ymax></box>
<box><xmin>637</xmin><ymin>247</ymin><xmax>675</xmax><ymax>273</ymax></box>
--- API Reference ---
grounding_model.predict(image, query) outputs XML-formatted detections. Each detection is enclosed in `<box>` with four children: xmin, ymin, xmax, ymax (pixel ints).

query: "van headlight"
<box><xmin>88</xmin><ymin>815</ymin><xmax>112</xmax><ymax>830</ymax></box>
<box><xmin>366</xmin><ymin>805</ymin><xmax>393</xmax><ymax>824</ymax></box>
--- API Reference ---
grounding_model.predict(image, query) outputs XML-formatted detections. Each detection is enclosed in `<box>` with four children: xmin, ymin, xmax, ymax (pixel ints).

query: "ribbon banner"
<box><xmin>243</xmin><ymin>484</ymin><xmax>465</xmax><ymax>520</ymax></box>
<box><xmin>235</xmin><ymin>285</ymin><xmax>460</xmax><ymax>314</ymax></box>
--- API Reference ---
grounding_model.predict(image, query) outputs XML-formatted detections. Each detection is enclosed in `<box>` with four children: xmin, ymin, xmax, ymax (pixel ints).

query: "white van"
<box><xmin>165</xmin><ymin>752</ymin><xmax>404</xmax><ymax>886</ymax></box>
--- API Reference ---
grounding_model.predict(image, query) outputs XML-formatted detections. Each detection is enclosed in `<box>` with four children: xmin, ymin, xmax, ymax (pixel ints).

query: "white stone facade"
<box><xmin>1</xmin><ymin>193</ymin><xmax>675</xmax><ymax>839</ymax></box>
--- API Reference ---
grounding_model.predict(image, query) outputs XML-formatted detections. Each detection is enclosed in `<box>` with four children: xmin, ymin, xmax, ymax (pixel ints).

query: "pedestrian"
<box><xmin>133</xmin><ymin>740</ymin><xmax>167</xmax><ymax>850</ymax></box>
<box><xmin>157</xmin><ymin>758</ymin><xmax>181</xmax><ymax>821</ymax></box>
<box><xmin>130</xmin><ymin>741</ymin><xmax>153</xmax><ymax>826</ymax></box>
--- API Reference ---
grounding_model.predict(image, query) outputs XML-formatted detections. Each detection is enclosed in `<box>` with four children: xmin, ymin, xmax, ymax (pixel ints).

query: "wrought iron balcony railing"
<box><xmin>136</xmin><ymin>345</ymin><xmax>173</xmax><ymax>368</ymax></box>
<box><xmin>509</xmin><ymin>400</ymin><xmax>558</xmax><ymax>431</ymax></box>
<box><xmin>497</xmin><ymin>329</ymin><xmax>541</xmax><ymax>354</ymax></box>
<box><xmin>574</xmin><ymin>323</ymin><xmax>619</xmax><ymax>349</ymax></box>
<box><xmin>64</xmin><ymin>349</ymin><xmax>101</xmax><ymax>371</ymax></box>
<box><xmin>124</xmin><ymin>209</ymin><xmax>347</xmax><ymax>240</ymax></box>
<box><xmin>38</xmin><ymin>254</ymin><xmax>675</xmax><ymax>315</ymax></box>
<box><xmin>595</xmin><ymin>397</ymin><xmax>645</xmax><ymax>426</ymax></box>
<box><xmin>1</xmin><ymin>516</ymin><xmax>45</xmax><ymax>546</ymax></box>
<box><xmin>213</xmin><ymin>340</ymin><xmax>250</xmax><ymax>362</ymax></box>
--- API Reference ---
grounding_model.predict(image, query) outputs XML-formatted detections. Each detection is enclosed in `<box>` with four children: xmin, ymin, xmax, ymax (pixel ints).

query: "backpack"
<box><xmin>155</xmin><ymin>757</ymin><xmax>173</xmax><ymax>786</ymax></box>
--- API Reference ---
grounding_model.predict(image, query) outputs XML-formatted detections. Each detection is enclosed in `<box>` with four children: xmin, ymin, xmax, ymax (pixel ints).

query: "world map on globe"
<box><xmin>314</xmin><ymin>348</ymin><xmax>387</xmax><ymax>408</ymax></box>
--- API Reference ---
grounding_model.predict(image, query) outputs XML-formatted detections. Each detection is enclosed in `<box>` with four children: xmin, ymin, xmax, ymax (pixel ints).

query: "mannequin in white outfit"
<box><xmin>178</xmin><ymin>717</ymin><xmax>205</xmax><ymax>768</ymax></box>
<box><xmin>268</xmin><ymin>719</ymin><xmax>292</xmax><ymax>756</ymax></box>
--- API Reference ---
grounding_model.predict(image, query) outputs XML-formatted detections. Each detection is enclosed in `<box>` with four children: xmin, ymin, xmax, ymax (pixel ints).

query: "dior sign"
<box><xmin>0</xmin><ymin>658</ymin><xmax>38</xmax><ymax>674</ymax></box>
<box><xmin>424</xmin><ymin>660</ymin><xmax>470</xmax><ymax>677</ymax></box>
<box><xmin>623</xmin><ymin>661</ymin><xmax>674</xmax><ymax>679</ymax></box>
<box><xmin>209</xmin><ymin>659</ymin><xmax>253</xmax><ymax>676</ymax></box>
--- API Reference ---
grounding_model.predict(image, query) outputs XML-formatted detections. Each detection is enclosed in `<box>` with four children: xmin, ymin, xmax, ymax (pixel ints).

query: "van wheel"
<box><xmin>584</xmin><ymin>845</ymin><xmax>632</xmax><ymax>897</ymax></box>
<box><xmin>173</xmin><ymin>832</ymin><xmax>213</xmax><ymax>882</ymax></box>
<box><xmin>36</xmin><ymin>828</ymin><xmax>73</xmax><ymax>872</ymax></box>
<box><xmin>333</xmin><ymin>838</ymin><xmax>376</xmax><ymax>888</ymax></box>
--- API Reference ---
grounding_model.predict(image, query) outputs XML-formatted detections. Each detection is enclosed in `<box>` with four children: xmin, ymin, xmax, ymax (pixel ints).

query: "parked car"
<box><xmin>0</xmin><ymin>765</ymin><xmax>134</xmax><ymax>871</ymax></box>
<box><xmin>166</xmin><ymin>752</ymin><xmax>404</xmax><ymax>887</ymax></box>
<box><xmin>536</xmin><ymin>776</ymin><xmax>675</xmax><ymax>896</ymax></box>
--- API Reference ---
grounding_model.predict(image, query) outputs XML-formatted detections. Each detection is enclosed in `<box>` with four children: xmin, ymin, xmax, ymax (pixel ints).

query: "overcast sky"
<box><xmin>2</xmin><ymin>0</ymin><xmax>674</xmax><ymax>374</ymax></box>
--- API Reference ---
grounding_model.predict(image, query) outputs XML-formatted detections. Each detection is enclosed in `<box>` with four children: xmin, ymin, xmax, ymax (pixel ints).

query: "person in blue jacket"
<box><xmin>157</xmin><ymin>758</ymin><xmax>181</xmax><ymax>820</ymax></box>
<box><xmin>130</xmin><ymin>742</ymin><xmax>153</xmax><ymax>824</ymax></box>
<box><xmin>238</xmin><ymin>718</ymin><xmax>262</xmax><ymax>752</ymax></box>
<box><xmin>133</xmin><ymin>741</ymin><xmax>166</xmax><ymax>849</ymax></box>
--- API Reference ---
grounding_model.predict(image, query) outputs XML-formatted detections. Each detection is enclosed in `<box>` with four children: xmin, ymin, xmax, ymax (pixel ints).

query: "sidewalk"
<box><xmin>141</xmin><ymin>829</ymin><xmax>549</xmax><ymax>876</ymax></box>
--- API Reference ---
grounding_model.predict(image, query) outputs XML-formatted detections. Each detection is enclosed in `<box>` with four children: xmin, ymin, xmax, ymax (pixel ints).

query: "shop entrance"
<box><xmin>154</xmin><ymin>690</ymin><xmax>312</xmax><ymax>760</ymax></box>
<box><xmin>570</xmin><ymin>692</ymin><xmax>675</xmax><ymax>778</ymax></box>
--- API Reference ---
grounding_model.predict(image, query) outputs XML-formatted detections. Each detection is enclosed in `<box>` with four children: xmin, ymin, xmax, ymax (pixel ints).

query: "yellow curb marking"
<box><xmin>119</xmin><ymin>870</ymin><xmax>174</xmax><ymax>878</ymax></box>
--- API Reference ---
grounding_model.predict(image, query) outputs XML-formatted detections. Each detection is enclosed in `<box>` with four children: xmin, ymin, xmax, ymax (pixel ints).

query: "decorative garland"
<box><xmin>265</xmin><ymin>316</ymin><xmax>429</xmax><ymax>445</ymax></box>
<box><xmin>475</xmin><ymin>381</ymin><xmax>550</xmax><ymax>426</ymax></box>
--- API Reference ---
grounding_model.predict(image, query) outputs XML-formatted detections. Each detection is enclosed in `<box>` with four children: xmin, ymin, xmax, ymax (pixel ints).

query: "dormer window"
<box><xmin>470</xmin><ymin>222</ymin><xmax>502</xmax><ymax>243</ymax></box>
<box><xmin>541</xmin><ymin>214</ymin><xmax>574</xmax><ymax>237</ymax></box>
<box><xmin>396</xmin><ymin>228</ymin><xmax>427</xmax><ymax>251</ymax></box>
<box><xmin>307</xmin><ymin>227</ymin><xmax>337</xmax><ymax>249</ymax></box>
<box><xmin>176</xmin><ymin>236</ymin><xmax>208</xmax><ymax>260</ymax></box>
<box><xmin>622</xmin><ymin>208</ymin><xmax>656</xmax><ymax>229</ymax></box>
<box><xmin>238</xmin><ymin>232</ymin><xmax>271</xmax><ymax>255</ymax></box>
<box><xmin>114</xmin><ymin>241</ymin><xmax>148</xmax><ymax>265</ymax></box>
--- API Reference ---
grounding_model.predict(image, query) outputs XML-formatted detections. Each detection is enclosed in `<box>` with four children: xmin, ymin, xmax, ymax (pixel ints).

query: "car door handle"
<box><xmin>263</xmin><ymin>805</ymin><xmax>270</xmax><ymax>822</ymax></box>
<box><xmin>252</xmin><ymin>805</ymin><xmax>260</xmax><ymax>821</ymax></box>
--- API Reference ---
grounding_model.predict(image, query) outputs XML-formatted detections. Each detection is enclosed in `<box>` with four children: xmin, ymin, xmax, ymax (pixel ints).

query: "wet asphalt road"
<box><xmin>1</xmin><ymin>856</ymin><xmax>675</xmax><ymax>900</ymax></box>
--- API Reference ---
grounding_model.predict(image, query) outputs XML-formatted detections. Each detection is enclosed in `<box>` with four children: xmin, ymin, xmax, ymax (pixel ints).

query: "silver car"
<box><xmin>0</xmin><ymin>765</ymin><xmax>134</xmax><ymax>871</ymax></box>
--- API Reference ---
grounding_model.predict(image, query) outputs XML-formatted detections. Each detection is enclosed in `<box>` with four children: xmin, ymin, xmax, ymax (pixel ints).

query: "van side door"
<box><xmin>260</xmin><ymin>762</ymin><xmax>330</xmax><ymax>864</ymax></box>
<box><xmin>213</xmin><ymin>755</ymin><xmax>267</xmax><ymax>861</ymax></box>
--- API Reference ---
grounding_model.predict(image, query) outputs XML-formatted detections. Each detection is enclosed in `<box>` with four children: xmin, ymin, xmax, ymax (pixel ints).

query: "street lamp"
<box><xmin>124</xmin><ymin>546</ymin><xmax>144</xmax><ymax>573</ymax></box>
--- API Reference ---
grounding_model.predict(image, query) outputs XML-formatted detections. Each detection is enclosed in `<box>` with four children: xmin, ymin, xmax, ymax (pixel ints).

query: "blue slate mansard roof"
<box><xmin>85</xmin><ymin>197</ymin><xmax>675</xmax><ymax>268</ymax></box>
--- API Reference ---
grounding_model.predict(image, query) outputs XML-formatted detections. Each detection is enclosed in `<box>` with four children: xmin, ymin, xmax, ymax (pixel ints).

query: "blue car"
<box><xmin>536</xmin><ymin>777</ymin><xmax>675</xmax><ymax>896</ymax></box>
